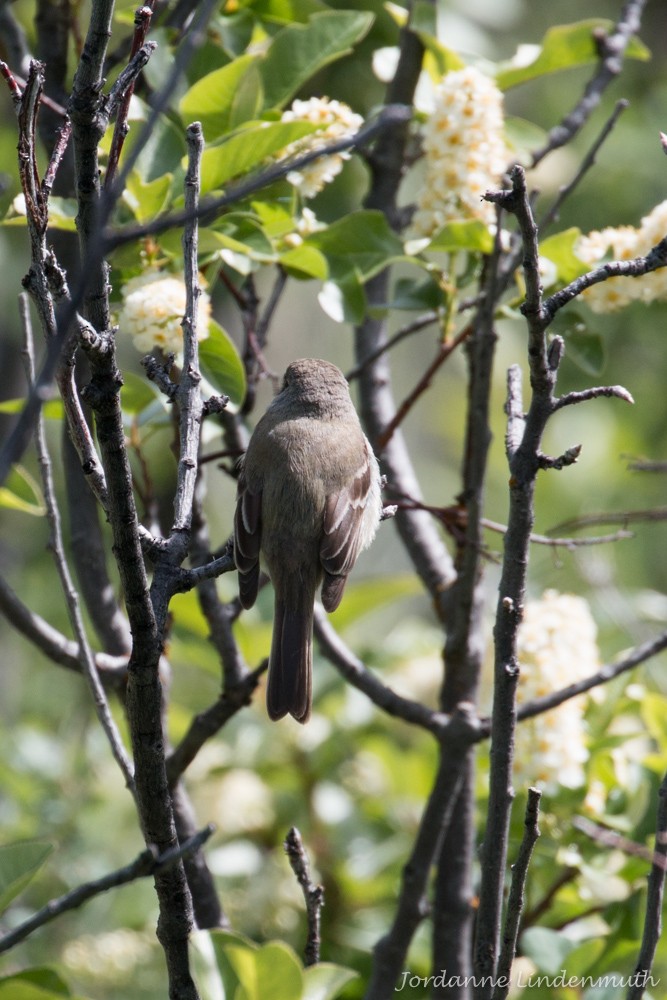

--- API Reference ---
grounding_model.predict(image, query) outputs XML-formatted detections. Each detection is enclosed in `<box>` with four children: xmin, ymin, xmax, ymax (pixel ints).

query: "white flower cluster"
<box><xmin>280</xmin><ymin>97</ymin><xmax>364</xmax><ymax>199</ymax></box>
<box><xmin>119</xmin><ymin>270</ymin><xmax>211</xmax><ymax>354</ymax></box>
<box><xmin>282</xmin><ymin>206</ymin><xmax>325</xmax><ymax>248</ymax></box>
<box><xmin>576</xmin><ymin>200</ymin><xmax>667</xmax><ymax>312</ymax></box>
<box><xmin>513</xmin><ymin>590</ymin><xmax>600</xmax><ymax>794</ymax></box>
<box><xmin>409</xmin><ymin>66</ymin><xmax>508</xmax><ymax>240</ymax></box>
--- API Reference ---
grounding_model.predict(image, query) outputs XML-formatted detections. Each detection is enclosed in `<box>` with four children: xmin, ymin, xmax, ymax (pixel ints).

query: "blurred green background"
<box><xmin>1</xmin><ymin>1</ymin><xmax>667</xmax><ymax>997</ymax></box>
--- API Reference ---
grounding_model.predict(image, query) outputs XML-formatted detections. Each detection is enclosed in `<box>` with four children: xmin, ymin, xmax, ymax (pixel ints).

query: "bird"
<box><xmin>234</xmin><ymin>358</ymin><xmax>382</xmax><ymax>723</ymax></box>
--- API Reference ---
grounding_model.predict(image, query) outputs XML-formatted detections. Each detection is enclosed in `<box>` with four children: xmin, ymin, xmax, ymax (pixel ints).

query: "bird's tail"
<box><xmin>267</xmin><ymin>596</ymin><xmax>313</xmax><ymax>723</ymax></box>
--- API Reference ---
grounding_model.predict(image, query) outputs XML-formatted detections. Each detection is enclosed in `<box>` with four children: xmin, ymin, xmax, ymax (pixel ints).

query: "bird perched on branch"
<box><xmin>234</xmin><ymin>358</ymin><xmax>382</xmax><ymax>723</ymax></box>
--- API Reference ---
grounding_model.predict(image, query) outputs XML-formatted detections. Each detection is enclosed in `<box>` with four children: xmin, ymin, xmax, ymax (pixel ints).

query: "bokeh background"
<box><xmin>1</xmin><ymin>1</ymin><xmax>667</xmax><ymax>997</ymax></box>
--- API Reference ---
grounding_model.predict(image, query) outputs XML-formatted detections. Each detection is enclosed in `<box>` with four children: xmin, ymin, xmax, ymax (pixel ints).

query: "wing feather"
<box><xmin>234</xmin><ymin>471</ymin><xmax>263</xmax><ymax>609</ymax></box>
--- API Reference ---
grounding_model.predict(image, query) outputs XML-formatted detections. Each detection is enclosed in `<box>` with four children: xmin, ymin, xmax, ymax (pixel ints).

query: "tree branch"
<box><xmin>284</xmin><ymin>828</ymin><xmax>325</xmax><ymax>968</ymax></box>
<box><xmin>0</xmin><ymin>826</ymin><xmax>214</xmax><ymax>954</ymax></box>
<box><xmin>492</xmin><ymin>788</ymin><xmax>541</xmax><ymax>1000</ymax></box>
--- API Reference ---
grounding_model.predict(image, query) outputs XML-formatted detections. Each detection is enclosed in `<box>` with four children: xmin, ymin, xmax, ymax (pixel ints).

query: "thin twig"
<box><xmin>376</xmin><ymin>323</ymin><xmax>472</xmax><ymax>449</ymax></box>
<box><xmin>529</xmin><ymin>0</ymin><xmax>648</xmax><ymax>168</ymax></box>
<box><xmin>346</xmin><ymin>310</ymin><xmax>441</xmax><ymax>382</ymax></box>
<box><xmin>479</xmin><ymin>627</ymin><xmax>667</xmax><ymax>734</ymax></box>
<box><xmin>0</xmin><ymin>571</ymin><xmax>128</xmax><ymax>685</ymax></box>
<box><xmin>165</xmin><ymin>662</ymin><xmax>267</xmax><ymax>785</ymax></box>
<box><xmin>574</xmin><ymin>815</ymin><xmax>667</xmax><ymax>872</ymax></box>
<box><xmin>0</xmin><ymin>825</ymin><xmax>214</xmax><ymax>954</ymax></box>
<box><xmin>313</xmin><ymin>605</ymin><xmax>448</xmax><ymax>736</ymax></box>
<box><xmin>493</xmin><ymin>788</ymin><xmax>541</xmax><ymax>1000</ymax></box>
<box><xmin>538</xmin><ymin>99</ymin><xmax>628</xmax><ymax>234</ymax></box>
<box><xmin>543</xmin><ymin>236</ymin><xmax>667</xmax><ymax>324</ymax></box>
<box><xmin>20</xmin><ymin>294</ymin><xmax>135</xmax><ymax>793</ymax></box>
<box><xmin>284</xmin><ymin>828</ymin><xmax>325</xmax><ymax>967</ymax></box>
<box><xmin>103</xmin><ymin>105</ymin><xmax>413</xmax><ymax>250</ymax></box>
<box><xmin>105</xmin><ymin>4</ymin><xmax>156</xmax><ymax>187</ymax></box>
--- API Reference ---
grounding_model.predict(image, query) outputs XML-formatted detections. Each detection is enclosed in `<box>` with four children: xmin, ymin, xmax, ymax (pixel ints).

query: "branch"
<box><xmin>284</xmin><ymin>828</ymin><xmax>325</xmax><ymax>968</ymax></box>
<box><xmin>346</xmin><ymin>310</ymin><xmax>441</xmax><ymax>382</ymax></box>
<box><xmin>376</xmin><ymin>322</ymin><xmax>472</xmax><ymax>449</ymax></box>
<box><xmin>103</xmin><ymin>104</ymin><xmax>413</xmax><ymax>250</ymax></box>
<box><xmin>0</xmin><ymin>571</ymin><xmax>127</xmax><ymax>685</ymax></box>
<box><xmin>529</xmin><ymin>0</ymin><xmax>648</xmax><ymax>167</ymax></box>
<box><xmin>365</xmin><ymin>729</ymin><xmax>471</xmax><ymax>998</ymax></box>
<box><xmin>511</xmin><ymin>628</ymin><xmax>667</xmax><ymax>727</ymax></box>
<box><xmin>543</xmin><ymin>236</ymin><xmax>667</xmax><ymax>324</ymax></box>
<box><xmin>166</xmin><ymin>662</ymin><xmax>267</xmax><ymax>785</ymax></box>
<box><xmin>538</xmin><ymin>99</ymin><xmax>628</xmax><ymax>234</ymax></box>
<box><xmin>22</xmin><ymin>296</ymin><xmax>135</xmax><ymax>793</ymax></box>
<box><xmin>492</xmin><ymin>788</ymin><xmax>542</xmax><ymax>1000</ymax></box>
<box><xmin>313</xmin><ymin>605</ymin><xmax>448</xmax><ymax>735</ymax></box>
<box><xmin>0</xmin><ymin>826</ymin><xmax>214</xmax><ymax>954</ymax></box>
<box><xmin>554</xmin><ymin>384</ymin><xmax>635</xmax><ymax>410</ymax></box>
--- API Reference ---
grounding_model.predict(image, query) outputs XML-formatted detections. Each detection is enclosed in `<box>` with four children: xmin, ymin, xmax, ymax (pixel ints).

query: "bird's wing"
<box><xmin>234</xmin><ymin>468</ymin><xmax>263</xmax><ymax>609</ymax></box>
<box><xmin>320</xmin><ymin>447</ymin><xmax>375</xmax><ymax>613</ymax></box>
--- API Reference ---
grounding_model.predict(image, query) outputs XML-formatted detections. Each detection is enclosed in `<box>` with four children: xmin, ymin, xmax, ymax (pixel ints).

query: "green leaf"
<box><xmin>122</xmin><ymin>104</ymin><xmax>187</xmax><ymax>183</ymax></box>
<box><xmin>123</xmin><ymin>171</ymin><xmax>173</xmax><ymax>224</ymax></box>
<box><xmin>279</xmin><ymin>244</ymin><xmax>329</xmax><ymax>280</ymax></box>
<box><xmin>540</xmin><ymin>227</ymin><xmax>588</xmax><ymax>284</ymax></box>
<box><xmin>496</xmin><ymin>20</ymin><xmax>651</xmax><ymax>90</ymax></box>
<box><xmin>423</xmin><ymin>219</ymin><xmax>494</xmax><ymax>255</ymax></box>
<box><xmin>120</xmin><ymin>371</ymin><xmax>162</xmax><ymax>416</ymax></box>
<box><xmin>302</xmin><ymin>963</ymin><xmax>359</xmax><ymax>1000</ymax></box>
<box><xmin>504</xmin><ymin>115</ymin><xmax>549</xmax><ymax>157</ymax></box>
<box><xmin>306</xmin><ymin>210</ymin><xmax>405</xmax><ymax>282</ymax></box>
<box><xmin>178</xmin><ymin>55</ymin><xmax>262</xmax><ymax>142</ymax></box>
<box><xmin>199</xmin><ymin>320</ymin><xmax>246</xmax><ymax>407</ymax></box>
<box><xmin>255</xmin><ymin>942</ymin><xmax>303</xmax><ymax>1000</ymax></box>
<box><xmin>329</xmin><ymin>574</ymin><xmax>423</xmax><ymax>631</ymax></box>
<box><xmin>0</xmin><ymin>968</ymin><xmax>83</xmax><ymax>998</ymax></box>
<box><xmin>389</xmin><ymin>276</ymin><xmax>443</xmax><ymax>311</ymax></box>
<box><xmin>410</xmin><ymin>2</ymin><xmax>465</xmax><ymax>77</ymax></box>
<box><xmin>0</xmin><ymin>398</ymin><xmax>62</xmax><ymax>419</ymax></box>
<box><xmin>520</xmin><ymin>926</ymin><xmax>574</xmax><ymax>975</ymax></box>
<box><xmin>251</xmin><ymin>0</ymin><xmax>327</xmax><ymax>24</ymax></box>
<box><xmin>565</xmin><ymin>326</ymin><xmax>605</xmax><ymax>376</ymax></box>
<box><xmin>0</xmin><ymin>840</ymin><xmax>53</xmax><ymax>913</ymax></box>
<box><xmin>318</xmin><ymin>274</ymin><xmax>366</xmax><ymax>325</ymax></box>
<box><xmin>199</xmin><ymin>120</ymin><xmax>318</xmax><ymax>194</ymax></box>
<box><xmin>259</xmin><ymin>11</ymin><xmax>375</xmax><ymax>110</ymax></box>
<box><xmin>211</xmin><ymin>938</ymin><xmax>304</xmax><ymax>1000</ymax></box>
<box><xmin>0</xmin><ymin>465</ymin><xmax>46</xmax><ymax>516</ymax></box>
<box><xmin>2</xmin><ymin>197</ymin><xmax>77</xmax><ymax>232</ymax></box>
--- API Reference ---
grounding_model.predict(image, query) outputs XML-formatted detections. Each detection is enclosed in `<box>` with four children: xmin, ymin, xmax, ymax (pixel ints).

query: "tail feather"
<box><xmin>267</xmin><ymin>599</ymin><xmax>313</xmax><ymax>723</ymax></box>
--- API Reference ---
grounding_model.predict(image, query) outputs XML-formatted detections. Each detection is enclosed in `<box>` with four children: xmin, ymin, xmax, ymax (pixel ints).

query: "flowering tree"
<box><xmin>1</xmin><ymin>0</ymin><xmax>667</xmax><ymax>998</ymax></box>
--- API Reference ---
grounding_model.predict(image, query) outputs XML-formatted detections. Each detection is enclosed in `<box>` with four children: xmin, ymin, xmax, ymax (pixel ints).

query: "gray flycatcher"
<box><xmin>234</xmin><ymin>358</ymin><xmax>382</xmax><ymax>723</ymax></box>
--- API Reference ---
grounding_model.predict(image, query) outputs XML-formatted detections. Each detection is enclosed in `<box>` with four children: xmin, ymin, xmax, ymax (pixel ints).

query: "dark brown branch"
<box><xmin>284</xmin><ymin>828</ymin><xmax>325</xmax><ymax>967</ymax></box>
<box><xmin>165</xmin><ymin>662</ymin><xmax>267</xmax><ymax>785</ymax></box>
<box><xmin>0</xmin><ymin>571</ymin><xmax>127</xmax><ymax>685</ymax></box>
<box><xmin>376</xmin><ymin>322</ymin><xmax>472</xmax><ymax>449</ymax></box>
<box><xmin>103</xmin><ymin>104</ymin><xmax>412</xmax><ymax>250</ymax></box>
<box><xmin>529</xmin><ymin>0</ymin><xmax>648</xmax><ymax>167</ymax></box>
<box><xmin>492</xmin><ymin>788</ymin><xmax>541</xmax><ymax>1000</ymax></box>
<box><xmin>23</xmin><ymin>294</ymin><xmax>135</xmax><ymax>792</ymax></box>
<box><xmin>365</xmin><ymin>726</ymin><xmax>472</xmax><ymax>998</ymax></box>
<box><xmin>0</xmin><ymin>826</ymin><xmax>214</xmax><ymax>954</ymax></box>
<box><xmin>543</xmin><ymin>236</ymin><xmax>667</xmax><ymax>324</ymax></box>
<box><xmin>104</xmin><ymin>3</ymin><xmax>156</xmax><ymax>187</ymax></box>
<box><xmin>313</xmin><ymin>605</ymin><xmax>448</xmax><ymax>735</ymax></box>
<box><xmin>538</xmin><ymin>99</ymin><xmax>628</xmax><ymax>234</ymax></box>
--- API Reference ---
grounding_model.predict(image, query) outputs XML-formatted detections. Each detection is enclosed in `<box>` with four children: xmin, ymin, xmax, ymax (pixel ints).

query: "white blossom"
<box><xmin>513</xmin><ymin>590</ymin><xmax>600</xmax><ymax>794</ymax></box>
<box><xmin>575</xmin><ymin>199</ymin><xmax>667</xmax><ymax>312</ymax></box>
<box><xmin>280</xmin><ymin>97</ymin><xmax>363</xmax><ymax>199</ymax></box>
<box><xmin>408</xmin><ymin>66</ymin><xmax>508</xmax><ymax>240</ymax></box>
<box><xmin>119</xmin><ymin>270</ymin><xmax>211</xmax><ymax>354</ymax></box>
